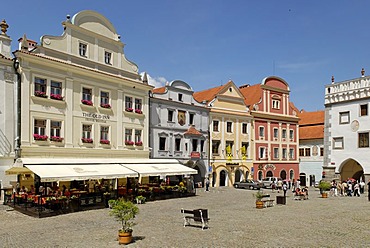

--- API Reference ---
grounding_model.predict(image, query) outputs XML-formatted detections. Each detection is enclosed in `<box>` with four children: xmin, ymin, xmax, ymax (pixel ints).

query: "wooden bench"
<box><xmin>261</xmin><ymin>199</ymin><xmax>275</xmax><ymax>207</ymax></box>
<box><xmin>181</xmin><ymin>208</ymin><xmax>209</xmax><ymax>230</ymax></box>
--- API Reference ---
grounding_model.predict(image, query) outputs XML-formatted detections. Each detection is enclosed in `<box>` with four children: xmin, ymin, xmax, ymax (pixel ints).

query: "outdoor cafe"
<box><xmin>3</xmin><ymin>158</ymin><xmax>198</xmax><ymax>217</ymax></box>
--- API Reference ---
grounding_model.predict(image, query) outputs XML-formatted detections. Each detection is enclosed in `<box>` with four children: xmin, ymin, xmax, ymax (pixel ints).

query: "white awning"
<box><xmin>25</xmin><ymin>164</ymin><xmax>138</xmax><ymax>182</ymax></box>
<box><xmin>121</xmin><ymin>163</ymin><xmax>197</xmax><ymax>177</ymax></box>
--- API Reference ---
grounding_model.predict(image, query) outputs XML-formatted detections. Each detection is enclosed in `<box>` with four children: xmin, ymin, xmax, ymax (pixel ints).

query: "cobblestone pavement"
<box><xmin>0</xmin><ymin>187</ymin><xmax>369</xmax><ymax>248</ymax></box>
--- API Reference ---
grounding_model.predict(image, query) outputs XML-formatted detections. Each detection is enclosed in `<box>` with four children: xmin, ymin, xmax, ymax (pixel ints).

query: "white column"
<box><xmin>65</xmin><ymin>77</ymin><xmax>74</xmax><ymax>148</ymax></box>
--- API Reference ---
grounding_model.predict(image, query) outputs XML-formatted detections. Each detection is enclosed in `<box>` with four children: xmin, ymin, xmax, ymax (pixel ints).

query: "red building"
<box><xmin>239</xmin><ymin>76</ymin><xmax>300</xmax><ymax>182</ymax></box>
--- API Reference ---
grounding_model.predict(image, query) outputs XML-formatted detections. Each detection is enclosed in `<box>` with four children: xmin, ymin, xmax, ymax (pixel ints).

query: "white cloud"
<box><xmin>140</xmin><ymin>72</ymin><xmax>168</xmax><ymax>88</ymax></box>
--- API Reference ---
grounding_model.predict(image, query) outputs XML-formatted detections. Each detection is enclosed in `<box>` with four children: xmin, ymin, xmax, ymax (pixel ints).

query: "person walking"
<box><xmin>205</xmin><ymin>177</ymin><xmax>210</xmax><ymax>192</ymax></box>
<box><xmin>354</xmin><ymin>182</ymin><xmax>360</xmax><ymax>197</ymax></box>
<box><xmin>367</xmin><ymin>179</ymin><xmax>370</xmax><ymax>201</ymax></box>
<box><xmin>283</xmin><ymin>183</ymin><xmax>288</xmax><ymax>197</ymax></box>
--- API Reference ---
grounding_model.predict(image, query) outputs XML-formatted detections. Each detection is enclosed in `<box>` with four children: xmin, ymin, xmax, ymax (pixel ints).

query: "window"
<box><xmin>272</xmin><ymin>99</ymin><xmax>280</xmax><ymax>109</ymax></box>
<box><xmin>189</xmin><ymin>113</ymin><xmax>195</xmax><ymax>125</ymax></box>
<box><xmin>159</xmin><ymin>137</ymin><xmax>166</xmax><ymax>150</ymax></box>
<box><xmin>125</xmin><ymin>96</ymin><xmax>133</xmax><ymax>110</ymax></box>
<box><xmin>282</xmin><ymin>129</ymin><xmax>287</xmax><ymax>139</ymax></box>
<box><xmin>213</xmin><ymin>120</ymin><xmax>219</xmax><ymax>132</ymax></box>
<box><xmin>273</xmin><ymin>128</ymin><xmax>278</xmax><ymax>139</ymax></box>
<box><xmin>50</xmin><ymin>81</ymin><xmax>62</xmax><ymax>97</ymax></box>
<box><xmin>175</xmin><ymin>138</ymin><xmax>181</xmax><ymax>151</ymax></box>
<box><xmin>178</xmin><ymin>93</ymin><xmax>183</xmax><ymax>101</ymax></box>
<box><xmin>212</xmin><ymin>140</ymin><xmax>220</xmax><ymax>154</ymax></box>
<box><xmin>50</xmin><ymin>121</ymin><xmax>61</xmax><ymax>137</ymax></box>
<box><xmin>100</xmin><ymin>126</ymin><xmax>109</xmax><ymax>141</ymax></box>
<box><xmin>289</xmin><ymin>148</ymin><xmax>294</xmax><ymax>159</ymax></box>
<box><xmin>339</xmin><ymin>112</ymin><xmax>350</xmax><ymax>124</ymax></box>
<box><xmin>320</xmin><ymin>147</ymin><xmax>324</xmax><ymax>157</ymax></box>
<box><xmin>360</xmin><ymin>104</ymin><xmax>368</xmax><ymax>116</ymax></box>
<box><xmin>100</xmin><ymin>91</ymin><xmax>110</xmax><ymax>107</ymax></box>
<box><xmin>259</xmin><ymin>126</ymin><xmax>265</xmax><ymax>137</ymax></box>
<box><xmin>241</xmin><ymin>142</ymin><xmax>249</xmax><ymax>158</ymax></box>
<box><xmin>135</xmin><ymin>130</ymin><xmax>142</xmax><ymax>143</ymax></box>
<box><xmin>358</xmin><ymin>132</ymin><xmax>369</xmax><ymax>148</ymax></box>
<box><xmin>273</xmin><ymin>148</ymin><xmax>279</xmax><ymax>159</ymax></box>
<box><xmin>34</xmin><ymin>119</ymin><xmax>46</xmax><ymax>135</ymax></box>
<box><xmin>200</xmin><ymin>140</ymin><xmax>205</xmax><ymax>152</ymax></box>
<box><xmin>259</xmin><ymin>147</ymin><xmax>266</xmax><ymax>159</ymax></box>
<box><xmin>104</xmin><ymin>51</ymin><xmax>112</xmax><ymax>64</ymax></box>
<box><xmin>168</xmin><ymin>110</ymin><xmax>174</xmax><ymax>122</ymax></box>
<box><xmin>289</xmin><ymin>129</ymin><xmax>294</xmax><ymax>140</ymax></box>
<box><xmin>225</xmin><ymin>141</ymin><xmax>233</xmax><ymax>156</ymax></box>
<box><xmin>135</xmin><ymin>98</ymin><xmax>142</xmax><ymax>111</ymax></box>
<box><xmin>333</xmin><ymin>137</ymin><xmax>344</xmax><ymax>149</ymax></box>
<box><xmin>226</xmin><ymin>122</ymin><xmax>232</xmax><ymax>133</ymax></box>
<box><xmin>79</xmin><ymin>43</ymin><xmax>87</xmax><ymax>56</ymax></box>
<box><xmin>258</xmin><ymin>171</ymin><xmax>263</xmax><ymax>181</ymax></box>
<box><xmin>299</xmin><ymin>148</ymin><xmax>305</xmax><ymax>157</ymax></box>
<box><xmin>192</xmin><ymin>139</ymin><xmax>198</xmax><ymax>152</ymax></box>
<box><xmin>304</xmin><ymin>148</ymin><xmax>311</xmax><ymax>156</ymax></box>
<box><xmin>290</xmin><ymin>170</ymin><xmax>294</xmax><ymax>180</ymax></box>
<box><xmin>312</xmin><ymin>146</ymin><xmax>318</xmax><ymax>156</ymax></box>
<box><xmin>125</xmin><ymin>129</ymin><xmax>132</xmax><ymax>142</ymax></box>
<box><xmin>82</xmin><ymin>124</ymin><xmax>92</xmax><ymax>139</ymax></box>
<box><xmin>282</xmin><ymin>148</ymin><xmax>287</xmax><ymax>159</ymax></box>
<box><xmin>82</xmin><ymin>87</ymin><xmax>92</xmax><ymax>101</ymax></box>
<box><xmin>242</xmin><ymin>123</ymin><xmax>248</xmax><ymax>134</ymax></box>
<box><xmin>34</xmin><ymin>77</ymin><xmax>46</xmax><ymax>95</ymax></box>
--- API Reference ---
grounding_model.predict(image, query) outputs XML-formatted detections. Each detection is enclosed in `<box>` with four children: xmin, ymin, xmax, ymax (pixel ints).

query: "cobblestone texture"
<box><xmin>0</xmin><ymin>187</ymin><xmax>369</xmax><ymax>248</ymax></box>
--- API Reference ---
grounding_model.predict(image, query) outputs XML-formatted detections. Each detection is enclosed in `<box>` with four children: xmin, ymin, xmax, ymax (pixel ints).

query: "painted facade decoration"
<box><xmin>324</xmin><ymin>71</ymin><xmax>370</xmax><ymax>183</ymax></box>
<box><xmin>239</xmin><ymin>76</ymin><xmax>300</xmax><ymax>183</ymax></box>
<box><xmin>194</xmin><ymin>81</ymin><xmax>253</xmax><ymax>187</ymax></box>
<box><xmin>150</xmin><ymin>80</ymin><xmax>209</xmax><ymax>186</ymax></box>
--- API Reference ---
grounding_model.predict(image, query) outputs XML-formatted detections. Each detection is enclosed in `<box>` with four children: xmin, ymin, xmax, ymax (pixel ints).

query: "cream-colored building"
<box><xmin>194</xmin><ymin>81</ymin><xmax>253</xmax><ymax>187</ymax></box>
<box><xmin>6</xmin><ymin>11</ymin><xmax>197</xmax><ymax>188</ymax></box>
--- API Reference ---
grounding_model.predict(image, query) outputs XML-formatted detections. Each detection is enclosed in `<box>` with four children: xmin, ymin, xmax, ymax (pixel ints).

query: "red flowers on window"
<box><xmin>33</xmin><ymin>134</ymin><xmax>48</xmax><ymax>141</ymax></box>
<box><xmin>81</xmin><ymin>99</ymin><xmax>93</xmax><ymax>106</ymax></box>
<box><xmin>81</xmin><ymin>137</ymin><xmax>93</xmax><ymax>143</ymax></box>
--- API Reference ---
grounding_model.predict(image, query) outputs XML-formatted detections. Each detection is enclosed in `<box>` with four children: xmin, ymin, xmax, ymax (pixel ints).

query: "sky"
<box><xmin>3</xmin><ymin>1</ymin><xmax>370</xmax><ymax>112</ymax></box>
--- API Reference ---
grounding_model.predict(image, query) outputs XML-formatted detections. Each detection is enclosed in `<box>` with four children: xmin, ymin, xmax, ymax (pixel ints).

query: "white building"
<box><xmin>150</xmin><ymin>80</ymin><xmax>209</xmax><ymax>186</ymax></box>
<box><xmin>324</xmin><ymin>71</ymin><xmax>370</xmax><ymax>183</ymax></box>
<box><xmin>298</xmin><ymin>110</ymin><xmax>324</xmax><ymax>186</ymax></box>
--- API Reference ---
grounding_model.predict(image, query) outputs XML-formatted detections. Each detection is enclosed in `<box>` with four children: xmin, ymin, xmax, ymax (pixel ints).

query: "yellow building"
<box><xmin>194</xmin><ymin>81</ymin><xmax>253</xmax><ymax>187</ymax></box>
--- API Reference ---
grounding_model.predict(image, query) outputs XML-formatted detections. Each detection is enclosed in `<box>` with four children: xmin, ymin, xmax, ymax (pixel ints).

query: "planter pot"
<box><xmin>118</xmin><ymin>231</ymin><xmax>133</xmax><ymax>245</ymax></box>
<box><xmin>321</xmin><ymin>192</ymin><xmax>328</xmax><ymax>198</ymax></box>
<box><xmin>256</xmin><ymin>200</ymin><xmax>264</xmax><ymax>209</ymax></box>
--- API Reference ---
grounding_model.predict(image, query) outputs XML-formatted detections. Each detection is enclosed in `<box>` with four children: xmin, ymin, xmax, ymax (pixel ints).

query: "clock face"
<box><xmin>351</xmin><ymin>120</ymin><xmax>359</xmax><ymax>132</ymax></box>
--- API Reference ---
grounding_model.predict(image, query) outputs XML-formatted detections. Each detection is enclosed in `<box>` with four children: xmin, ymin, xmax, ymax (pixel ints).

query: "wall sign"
<box><xmin>83</xmin><ymin>112</ymin><xmax>110</xmax><ymax>123</ymax></box>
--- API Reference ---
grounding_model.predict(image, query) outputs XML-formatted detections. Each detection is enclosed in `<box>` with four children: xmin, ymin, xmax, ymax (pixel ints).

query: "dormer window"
<box><xmin>105</xmin><ymin>51</ymin><xmax>112</xmax><ymax>64</ymax></box>
<box><xmin>272</xmin><ymin>99</ymin><xmax>280</xmax><ymax>109</ymax></box>
<box><xmin>178</xmin><ymin>93</ymin><xmax>183</xmax><ymax>101</ymax></box>
<box><xmin>79</xmin><ymin>43</ymin><xmax>87</xmax><ymax>57</ymax></box>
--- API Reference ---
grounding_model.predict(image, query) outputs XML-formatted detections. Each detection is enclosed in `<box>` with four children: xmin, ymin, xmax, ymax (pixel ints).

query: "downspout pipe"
<box><xmin>13</xmin><ymin>57</ymin><xmax>21</xmax><ymax>160</ymax></box>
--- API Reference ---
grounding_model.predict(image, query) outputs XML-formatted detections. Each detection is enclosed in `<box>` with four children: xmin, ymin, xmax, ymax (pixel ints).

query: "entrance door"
<box><xmin>280</xmin><ymin>170</ymin><xmax>287</xmax><ymax>180</ymax></box>
<box><xmin>299</xmin><ymin>173</ymin><xmax>306</xmax><ymax>187</ymax></box>
<box><xmin>193</xmin><ymin>165</ymin><xmax>202</xmax><ymax>187</ymax></box>
<box><xmin>235</xmin><ymin>170</ymin><xmax>241</xmax><ymax>183</ymax></box>
<box><xmin>219</xmin><ymin>170</ymin><xmax>226</xmax><ymax>186</ymax></box>
<box><xmin>212</xmin><ymin>172</ymin><xmax>216</xmax><ymax>187</ymax></box>
<box><xmin>266</xmin><ymin>171</ymin><xmax>273</xmax><ymax>177</ymax></box>
<box><xmin>309</xmin><ymin>175</ymin><xmax>315</xmax><ymax>186</ymax></box>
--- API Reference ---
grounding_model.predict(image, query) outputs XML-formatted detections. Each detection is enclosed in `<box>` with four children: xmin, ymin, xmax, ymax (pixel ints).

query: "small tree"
<box><xmin>109</xmin><ymin>198</ymin><xmax>139</xmax><ymax>233</ymax></box>
<box><xmin>318</xmin><ymin>181</ymin><xmax>331</xmax><ymax>192</ymax></box>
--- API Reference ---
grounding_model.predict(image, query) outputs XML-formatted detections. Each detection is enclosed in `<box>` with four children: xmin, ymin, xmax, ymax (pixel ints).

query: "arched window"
<box><xmin>258</xmin><ymin>171</ymin><xmax>263</xmax><ymax>181</ymax></box>
<box><xmin>290</xmin><ymin>170</ymin><xmax>294</xmax><ymax>180</ymax></box>
<box><xmin>266</xmin><ymin>170</ymin><xmax>273</xmax><ymax>177</ymax></box>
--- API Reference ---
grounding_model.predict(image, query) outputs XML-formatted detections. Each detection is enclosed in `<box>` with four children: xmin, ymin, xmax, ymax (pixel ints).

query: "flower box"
<box><xmin>50</xmin><ymin>136</ymin><xmax>64</xmax><ymax>142</ymax></box>
<box><xmin>125</xmin><ymin>107</ymin><xmax>133</xmax><ymax>112</ymax></box>
<box><xmin>100</xmin><ymin>103</ymin><xmax>111</xmax><ymax>109</ymax></box>
<box><xmin>135</xmin><ymin>109</ymin><xmax>142</xmax><ymax>114</ymax></box>
<box><xmin>33</xmin><ymin>134</ymin><xmax>48</xmax><ymax>141</ymax></box>
<box><xmin>81</xmin><ymin>99</ymin><xmax>93</xmax><ymax>106</ymax></box>
<box><xmin>135</xmin><ymin>141</ymin><xmax>143</xmax><ymax>146</ymax></box>
<box><xmin>100</xmin><ymin>139</ymin><xmax>110</xmax><ymax>145</ymax></box>
<box><xmin>35</xmin><ymin>91</ymin><xmax>47</xmax><ymax>98</ymax></box>
<box><xmin>81</xmin><ymin>137</ymin><xmax>93</xmax><ymax>143</ymax></box>
<box><xmin>50</xmin><ymin>94</ymin><xmax>63</xmax><ymax>100</ymax></box>
<box><xmin>125</xmin><ymin>140</ymin><xmax>134</xmax><ymax>146</ymax></box>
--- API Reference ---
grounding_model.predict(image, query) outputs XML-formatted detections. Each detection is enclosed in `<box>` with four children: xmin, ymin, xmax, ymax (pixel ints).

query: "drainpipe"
<box><xmin>13</xmin><ymin>58</ymin><xmax>21</xmax><ymax>160</ymax></box>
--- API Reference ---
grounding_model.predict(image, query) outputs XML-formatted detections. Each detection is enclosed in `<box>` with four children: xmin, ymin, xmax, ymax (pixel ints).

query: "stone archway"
<box><xmin>235</xmin><ymin>169</ymin><xmax>242</xmax><ymax>183</ymax></box>
<box><xmin>193</xmin><ymin>165</ymin><xmax>202</xmax><ymax>187</ymax></box>
<box><xmin>339</xmin><ymin>159</ymin><xmax>364</xmax><ymax>182</ymax></box>
<box><xmin>219</xmin><ymin>170</ymin><xmax>227</xmax><ymax>186</ymax></box>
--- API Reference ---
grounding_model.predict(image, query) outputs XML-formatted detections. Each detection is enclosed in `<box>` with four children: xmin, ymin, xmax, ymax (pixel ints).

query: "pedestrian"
<box><xmin>367</xmin><ymin>179</ymin><xmax>370</xmax><ymax>201</ymax></box>
<box><xmin>277</xmin><ymin>179</ymin><xmax>283</xmax><ymax>193</ymax></box>
<box><xmin>205</xmin><ymin>177</ymin><xmax>210</xmax><ymax>192</ymax></box>
<box><xmin>354</xmin><ymin>182</ymin><xmax>360</xmax><ymax>197</ymax></box>
<box><xmin>283</xmin><ymin>183</ymin><xmax>287</xmax><ymax>197</ymax></box>
<box><xmin>359</xmin><ymin>180</ymin><xmax>365</xmax><ymax>194</ymax></box>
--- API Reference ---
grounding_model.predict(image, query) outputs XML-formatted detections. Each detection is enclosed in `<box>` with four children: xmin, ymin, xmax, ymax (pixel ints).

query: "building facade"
<box><xmin>324</xmin><ymin>71</ymin><xmax>370</xmax><ymax>183</ymax></box>
<box><xmin>240</xmin><ymin>76</ymin><xmax>300</xmax><ymax>183</ymax></box>
<box><xmin>194</xmin><ymin>81</ymin><xmax>253</xmax><ymax>187</ymax></box>
<box><xmin>150</xmin><ymin>80</ymin><xmax>209</xmax><ymax>186</ymax></box>
<box><xmin>298</xmin><ymin>110</ymin><xmax>324</xmax><ymax>186</ymax></box>
<box><xmin>0</xmin><ymin>20</ymin><xmax>16</xmax><ymax>188</ymax></box>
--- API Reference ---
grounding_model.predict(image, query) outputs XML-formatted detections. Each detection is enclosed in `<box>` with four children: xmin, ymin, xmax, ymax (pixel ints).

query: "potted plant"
<box><xmin>318</xmin><ymin>180</ymin><xmax>331</xmax><ymax>198</ymax></box>
<box><xmin>253</xmin><ymin>190</ymin><xmax>264</xmax><ymax>209</ymax></box>
<box><xmin>135</xmin><ymin>195</ymin><xmax>146</xmax><ymax>204</ymax></box>
<box><xmin>109</xmin><ymin>198</ymin><xmax>139</xmax><ymax>245</ymax></box>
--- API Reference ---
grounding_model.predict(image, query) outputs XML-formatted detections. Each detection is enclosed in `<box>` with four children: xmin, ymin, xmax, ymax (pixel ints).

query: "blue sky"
<box><xmin>3</xmin><ymin>1</ymin><xmax>370</xmax><ymax>111</ymax></box>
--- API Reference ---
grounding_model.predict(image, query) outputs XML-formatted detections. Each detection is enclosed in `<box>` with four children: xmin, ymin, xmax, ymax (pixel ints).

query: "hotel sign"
<box><xmin>83</xmin><ymin>112</ymin><xmax>110</xmax><ymax>123</ymax></box>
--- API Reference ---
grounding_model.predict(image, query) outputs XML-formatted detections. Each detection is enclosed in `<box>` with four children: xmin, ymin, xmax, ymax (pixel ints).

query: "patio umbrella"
<box><xmin>5</xmin><ymin>166</ymin><xmax>32</xmax><ymax>175</ymax></box>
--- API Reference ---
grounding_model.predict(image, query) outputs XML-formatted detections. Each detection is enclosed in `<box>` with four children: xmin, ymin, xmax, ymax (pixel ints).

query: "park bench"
<box><xmin>181</xmin><ymin>208</ymin><xmax>209</xmax><ymax>230</ymax></box>
<box><xmin>261</xmin><ymin>194</ymin><xmax>274</xmax><ymax>207</ymax></box>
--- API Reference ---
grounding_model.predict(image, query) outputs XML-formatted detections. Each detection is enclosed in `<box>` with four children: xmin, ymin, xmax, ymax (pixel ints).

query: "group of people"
<box><xmin>329</xmin><ymin>179</ymin><xmax>366</xmax><ymax>197</ymax></box>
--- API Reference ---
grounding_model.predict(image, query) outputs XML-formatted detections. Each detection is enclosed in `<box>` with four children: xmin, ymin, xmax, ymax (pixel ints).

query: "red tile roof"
<box><xmin>152</xmin><ymin>86</ymin><xmax>166</xmax><ymax>94</ymax></box>
<box><xmin>298</xmin><ymin>110</ymin><xmax>324</xmax><ymax>126</ymax></box>
<box><xmin>239</xmin><ymin>84</ymin><xmax>262</xmax><ymax>106</ymax></box>
<box><xmin>299</xmin><ymin>125</ymin><xmax>324</xmax><ymax>140</ymax></box>
<box><xmin>184</xmin><ymin>125</ymin><xmax>202</xmax><ymax>136</ymax></box>
<box><xmin>193</xmin><ymin>85</ymin><xmax>224</xmax><ymax>103</ymax></box>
